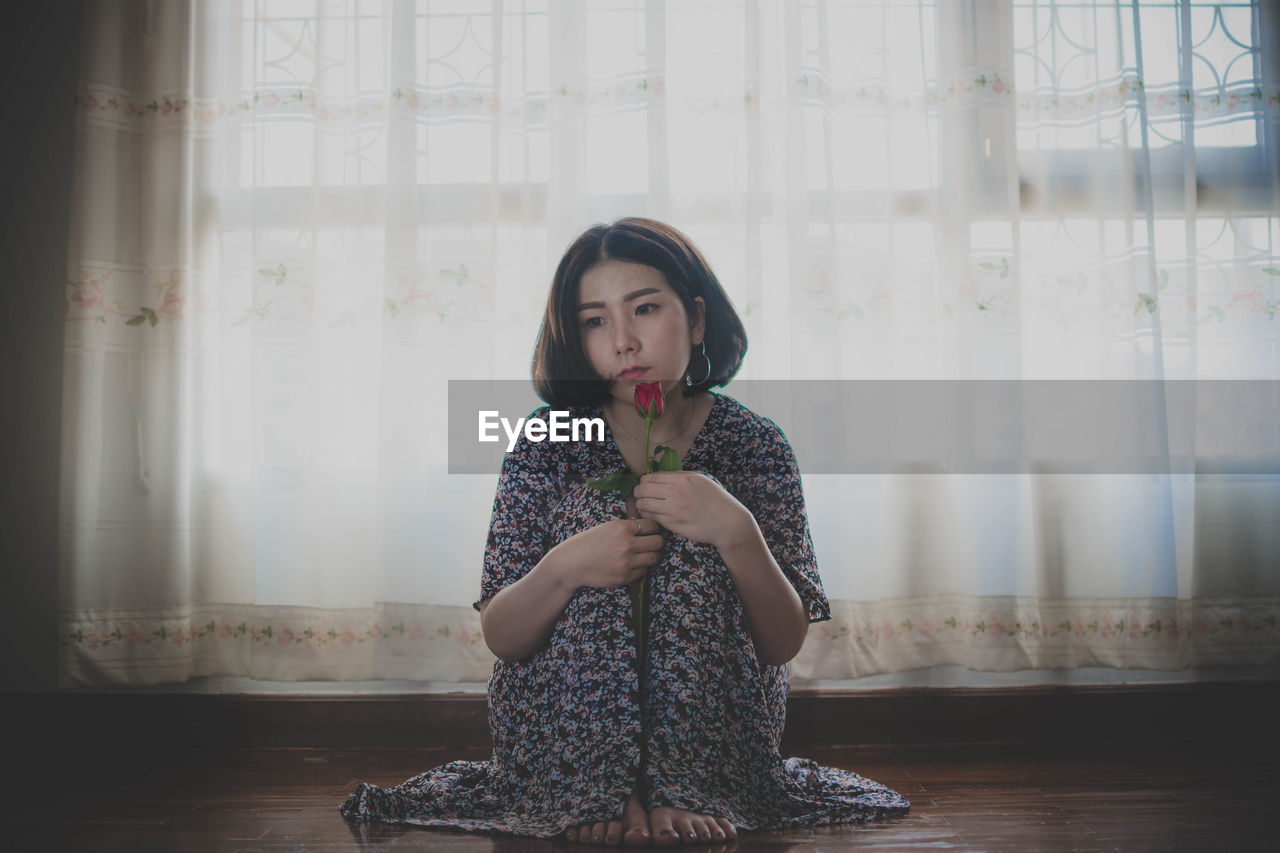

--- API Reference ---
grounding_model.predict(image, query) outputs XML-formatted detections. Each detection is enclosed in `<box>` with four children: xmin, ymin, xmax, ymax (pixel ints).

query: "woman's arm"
<box><xmin>479</xmin><ymin>516</ymin><xmax>664</xmax><ymax>662</ymax></box>
<box><xmin>715</xmin><ymin>512</ymin><xmax>810</xmax><ymax>667</ymax></box>
<box><xmin>632</xmin><ymin>468</ymin><xmax>814</xmax><ymax>667</ymax></box>
<box><xmin>477</xmin><ymin>550</ymin><xmax>578</xmax><ymax>662</ymax></box>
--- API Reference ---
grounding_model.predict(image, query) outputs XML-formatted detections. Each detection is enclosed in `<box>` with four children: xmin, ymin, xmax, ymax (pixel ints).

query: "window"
<box><xmin>1006</xmin><ymin>0</ymin><xmax>1273</xmax><ymax>214</ymax></box>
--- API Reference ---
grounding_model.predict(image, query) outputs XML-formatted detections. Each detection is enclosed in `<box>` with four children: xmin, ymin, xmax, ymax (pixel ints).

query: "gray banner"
<box><xmin>448</xmin><ymin>380</ymin><xmax>1280</xmax><ymax>475</ymax></box>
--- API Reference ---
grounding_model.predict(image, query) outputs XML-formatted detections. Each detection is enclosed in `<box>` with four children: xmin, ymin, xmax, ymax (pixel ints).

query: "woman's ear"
<box><xmin>692</xmin><ymin>296</ymin><xmax>707</xmax><ymax>345</ymax></box>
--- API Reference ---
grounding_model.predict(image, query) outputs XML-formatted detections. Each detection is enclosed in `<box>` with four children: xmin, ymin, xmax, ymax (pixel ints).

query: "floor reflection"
<box><xmin>343</xmin><ymin>818</ymin><xmax>765</xmax><ymax>852</ymax></box>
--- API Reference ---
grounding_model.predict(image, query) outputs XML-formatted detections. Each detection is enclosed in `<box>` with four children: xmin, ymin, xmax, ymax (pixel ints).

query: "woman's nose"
<box><xmin>613</xmin><ymin>318</ymin><xmax>638</xmax><ymax>353</ymax></box>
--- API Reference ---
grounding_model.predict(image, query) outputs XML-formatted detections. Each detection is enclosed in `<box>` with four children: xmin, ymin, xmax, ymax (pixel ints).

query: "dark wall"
<box><xmin>0</xmin><ymin>1</ymin><xmax>84</xmax><ymax>691</ymax></box>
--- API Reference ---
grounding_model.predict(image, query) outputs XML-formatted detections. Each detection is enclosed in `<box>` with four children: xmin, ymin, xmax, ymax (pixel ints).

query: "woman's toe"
<box><xmin>589</xmin><ymin>820</ymin><xmax>609</xmax><ymax>844</ymax></box>
<box><xmin>714</xmin><ymin>817</ymin><xmax>737</xmax><ymax>840</ymax></box>
<box><xmin>603</xmin><ymin>818</ymin><xmax>624</xmax><ymax>846</ymax></box>
<box><xmin>672</xmin><ymin>816</ymin><xmax>697</xmax><ymax>844</ymax></box>
<box><xmin>623</xmin><ymin>826</ymin><xmax>651</xmax><ymax>846</ymax></box>
<box><xmin>648</xmin><ymin>809</ymin><xmax>680</xmax><ymax>846</ymax></box>
<box><xmin>622</xmin><ymin>796</ymin><xmax>650</xmax><ymax>845</ymax></box>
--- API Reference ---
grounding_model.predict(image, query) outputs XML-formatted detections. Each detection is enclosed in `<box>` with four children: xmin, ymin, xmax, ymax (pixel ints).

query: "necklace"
<box><xmin>606</xmin><ymin>393</ymin><xmax>698</xmax><ymax>446</ymax></box>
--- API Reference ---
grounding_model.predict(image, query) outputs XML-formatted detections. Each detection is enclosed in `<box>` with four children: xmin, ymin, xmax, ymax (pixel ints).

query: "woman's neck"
<box><xmin>606</xmin><ymin>389</ymin><xmax>700</xmax><ymax>446</ymax></box>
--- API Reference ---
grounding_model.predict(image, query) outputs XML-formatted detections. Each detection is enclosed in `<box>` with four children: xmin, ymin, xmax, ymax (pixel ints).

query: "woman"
<box><xmin>340</xmin><ymin>217</ymin><xmax>910</xmax><ymax>844</ymax></box>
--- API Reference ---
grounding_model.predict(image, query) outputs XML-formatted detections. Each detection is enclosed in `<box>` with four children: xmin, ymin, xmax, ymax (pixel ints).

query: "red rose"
<box><xmin>634</xmin><ymin>381</ymin><xmax>664</xmax><ymax>419</ymax></box>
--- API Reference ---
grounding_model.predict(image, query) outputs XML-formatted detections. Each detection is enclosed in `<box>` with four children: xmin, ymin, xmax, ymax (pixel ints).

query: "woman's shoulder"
<box><xmin>502</xmin><ymin>404</ymin><xmax>572</xmax><ymax>465</ymax></box>
<box><xmin>502</xmin><ymin>403</ymin><xmax>604</xmax><ymax>470</ymax></box>
<box><xmin>698</xmin><ymin>393</ymin><xmax>804</xmax><ymax>497</ymax></box>
<box><xmin>701</xmin><ymin>391</ymin><xmax>798</xmax><ymax>479</ymax></box>
<box><xmin>706</xmin><ymin>391</ymin><xmax>794</xmax><ymax>455</ymax></box>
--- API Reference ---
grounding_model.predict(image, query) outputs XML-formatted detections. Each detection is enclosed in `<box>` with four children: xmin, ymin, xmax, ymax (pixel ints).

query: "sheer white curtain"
<box><xmin>59</xmin><ymin>0</ymin><xmax>1280</xmax><ymax>687</ymax></box>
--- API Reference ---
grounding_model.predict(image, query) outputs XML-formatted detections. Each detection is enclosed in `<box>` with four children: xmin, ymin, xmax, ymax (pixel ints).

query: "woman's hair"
<box><xmin>532</xmin><ymin>217</ymin><xmax>748</xmax><ymax>408</ymax></box>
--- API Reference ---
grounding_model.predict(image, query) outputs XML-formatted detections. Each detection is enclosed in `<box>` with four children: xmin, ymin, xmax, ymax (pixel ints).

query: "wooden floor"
<box><xmin>2</xmin><ymin>739</ymin><xmax>1272</xmax><ymax>852</ymax></box>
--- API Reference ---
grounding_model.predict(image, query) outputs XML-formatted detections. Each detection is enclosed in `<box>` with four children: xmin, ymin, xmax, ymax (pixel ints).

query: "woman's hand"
<box><xmin>633</xmin><ymin>472</ymin><xmax>752</xmax><ymax>550</ymax></box>
<box><xmin>549</xmin><ymin>517</ymin><xmax>665</xmax><ymax>591</ymax></box>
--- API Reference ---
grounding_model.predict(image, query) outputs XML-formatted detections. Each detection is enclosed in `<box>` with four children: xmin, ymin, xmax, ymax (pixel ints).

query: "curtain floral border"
<box><xmin>58</xmin><ymin>595</ymin><xmax>1280</xmax><ymax>688</ymax></box>
<box><xmin>63</xmin><ymin>261</ymin><xmax>1280</xmax><ymax>331</ymax></box>
<box><xmin>71</xmin><ymin>75</ymin><xmax>1280</xmax><ymax>128</ymax></box>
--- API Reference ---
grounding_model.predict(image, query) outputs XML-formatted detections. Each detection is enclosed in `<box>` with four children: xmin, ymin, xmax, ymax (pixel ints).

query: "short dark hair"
<box><xmin>532</xmin><ymin>217</ymin><xmax>748</xmax><ymax>408</ymax></box>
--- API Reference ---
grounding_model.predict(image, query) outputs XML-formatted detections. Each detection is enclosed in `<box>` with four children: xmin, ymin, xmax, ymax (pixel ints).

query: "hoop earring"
<box><xmin>685</xmin><ymin>342</ymin><xmax>712</xmax><ymax>387</ymax></box>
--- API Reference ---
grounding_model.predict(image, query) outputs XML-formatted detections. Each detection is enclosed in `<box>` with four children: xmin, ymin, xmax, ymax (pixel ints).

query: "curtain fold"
<box><xmin>59</xmin><ymin>0</ymin><xmax>1280</xmax><ymax>688</ymax></box>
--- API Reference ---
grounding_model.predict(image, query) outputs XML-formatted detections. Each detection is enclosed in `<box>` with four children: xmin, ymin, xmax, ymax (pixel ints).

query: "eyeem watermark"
<box><xmin>451</xmin><ymin>379</ymin><xmax>1280</xmax><ymax>474</ymax></box>
<box><xmin>478</xmin><ymin>410</ymin><xmax>605</xmax><ymax>452</ymax></box>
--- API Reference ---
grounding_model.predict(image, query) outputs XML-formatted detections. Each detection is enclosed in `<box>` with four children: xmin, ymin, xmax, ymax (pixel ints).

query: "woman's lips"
<box><xmin>618</xmin><ymin>367</ymin><xmax>649</xmax><ymax>380</ymax></box>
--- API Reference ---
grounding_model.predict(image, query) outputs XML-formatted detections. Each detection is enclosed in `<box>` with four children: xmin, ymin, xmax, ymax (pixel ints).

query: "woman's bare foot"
<box><xmin>561</xmin><ymin>790</ymin><xmax>737</xmax><ymax>846</ymax></box>
<box><xmin>561</xmin><ymin>788</ymin><xmax>650</xmax><ymax>846</ymax></box>
<box><xmin>648</xmin><ymin>804</ymin><xmax>737</xmax><ymax>846</ymax></box>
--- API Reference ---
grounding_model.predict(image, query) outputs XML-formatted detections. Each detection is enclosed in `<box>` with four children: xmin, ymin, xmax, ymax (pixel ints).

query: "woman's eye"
<box><xmin>583</xmin><ymin>304</ymin><xmax>655</xmax><ymax>328</ymax></box>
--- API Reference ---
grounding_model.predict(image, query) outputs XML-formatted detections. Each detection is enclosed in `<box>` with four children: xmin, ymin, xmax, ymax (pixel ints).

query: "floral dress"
<box><xmin>339</xmin><ymin>391</ymin><xmax>911</xmax><ymax>837</ymax></box>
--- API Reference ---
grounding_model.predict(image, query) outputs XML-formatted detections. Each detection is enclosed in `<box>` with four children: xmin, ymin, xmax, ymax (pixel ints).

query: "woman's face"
<box><xmin>576</xmin><ymin>259</ymin><xmax>705</xmax><ymax>407</ymax></box>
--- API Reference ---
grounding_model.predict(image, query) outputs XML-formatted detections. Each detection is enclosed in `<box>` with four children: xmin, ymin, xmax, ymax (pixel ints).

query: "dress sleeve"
<box><xmin>473</xmin><ymin>407</ymin><xmax>561</xmax><ymax>612</ymax></box>
<box><xmin>744</xmin><ymin>422</ymin><xmax>832</xmax><ymax>624</ymax></box>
